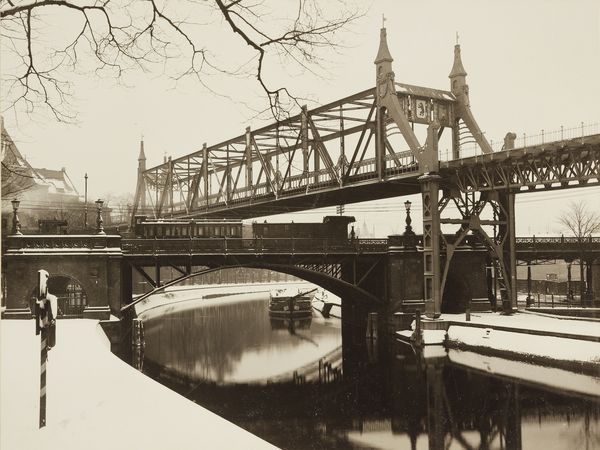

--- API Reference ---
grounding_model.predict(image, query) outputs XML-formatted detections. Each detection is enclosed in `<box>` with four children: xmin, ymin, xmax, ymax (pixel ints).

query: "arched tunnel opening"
<box><xmin>29</xmin><ymin>275</ymin><xmax>87</xmax><ymax>318</ymax></box>
<box><xmin>442</xmin><ymin>273</ymin><xmax>471</xmax><ymax>314</ymax></box>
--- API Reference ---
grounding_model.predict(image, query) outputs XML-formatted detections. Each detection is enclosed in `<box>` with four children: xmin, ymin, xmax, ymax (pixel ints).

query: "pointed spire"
<box><xmin>138</xmin><ymin>136</ymin><xmax>146</xmax><ymax>161</ymax></box>
<box><xmin>374</xmin><ymin>26</ymin><xmax>393</xmax><ymax>64</ymax></box>
<box><xmin>449</xmin><ymin>43</ymin><xmax>467</xmax><ymax>78</ymax></box>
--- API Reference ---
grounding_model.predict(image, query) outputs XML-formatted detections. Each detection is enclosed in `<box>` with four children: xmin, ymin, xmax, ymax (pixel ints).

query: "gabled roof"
<box><xmin>34</xmin><ymin>167</ymin><xmax>79</xmax><ymax>195</ymax></box>
<box><xmin>2</xmin><ymin>119</ymin><xmax>80</xmax><ymax>199</ymax></box>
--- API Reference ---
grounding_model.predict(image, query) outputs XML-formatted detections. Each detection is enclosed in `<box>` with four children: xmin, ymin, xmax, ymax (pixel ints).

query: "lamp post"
<box><xmin>11</xmin><ymin>198</ymin><xmax>22</xmax><ymax>235</ymax></box>
<box><xmin>95</xmin><ymin>199</ymin><xmax>105</xmax><ymax>235</ymax></box>
<box><xmin>84</xmin><ymin>173</ymin><xmax>88</xmax><ymax>229</ymax></box>
<box><xmin>404</xmin><ymin>200</ymin><xmax>414</xmax><ymax>235</ymax></box>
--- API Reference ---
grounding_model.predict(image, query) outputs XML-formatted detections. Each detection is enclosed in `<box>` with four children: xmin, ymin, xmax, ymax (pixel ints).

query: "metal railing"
<box><xmin>3</xmin><ymin>234</ymin><xmax>122</xmax><ymax>250</ymax></box>
<box><xmin>5</xmin><ymin>234</ymin><xmax>596</xmax><ymax>255</ymax></box>
<box><xmin>121</xmin><ymin>237</ymin><xmax>390</xmax><ymax>255</ymax></box>
<box><xmin>516</xmin><ymin>235</ymin><xmax>600</xmax><ymax>250</ymax></box>
<box><xmin>448</xmin><ymin>121</ymin><xmax>600</xmax><ymax>160</ymax></box>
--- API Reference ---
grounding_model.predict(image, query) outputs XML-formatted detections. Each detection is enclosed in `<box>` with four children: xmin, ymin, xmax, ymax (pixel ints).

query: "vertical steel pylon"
<box><xmin>419</xmin><ymin>121</ymin><xmax>443</xmax><ymax>318</ymax></box>
<box><xmin>420</xmin><ymin>172</ymin><xmax>443</xmax><ymax>318</ymax></box>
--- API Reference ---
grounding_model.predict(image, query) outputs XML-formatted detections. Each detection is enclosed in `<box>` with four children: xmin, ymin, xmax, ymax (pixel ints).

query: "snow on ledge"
<box><xmin>447</xmin><ymin>325</ymin><xmax>600</xmax><ymax>366</ymax></box>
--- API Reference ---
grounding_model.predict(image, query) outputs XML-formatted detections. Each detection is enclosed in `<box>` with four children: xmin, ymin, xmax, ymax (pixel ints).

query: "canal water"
<box><xmin>140</xmin><ymin>289</ymin><xmax>600</xmax><ymax>450</ymax></box>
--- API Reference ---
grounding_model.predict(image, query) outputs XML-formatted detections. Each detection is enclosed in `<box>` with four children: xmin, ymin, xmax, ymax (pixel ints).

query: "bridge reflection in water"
<box><xmin>141</xmin><ymin>290</ymin><xmax>599</xmax><ymax>450</ymax></box>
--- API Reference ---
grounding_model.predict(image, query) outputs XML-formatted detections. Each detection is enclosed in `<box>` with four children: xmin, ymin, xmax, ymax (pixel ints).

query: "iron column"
<box><xmin>84</xmin><ymin>173</ymin><xmax>88</xmax><ymax>229</ymax></box>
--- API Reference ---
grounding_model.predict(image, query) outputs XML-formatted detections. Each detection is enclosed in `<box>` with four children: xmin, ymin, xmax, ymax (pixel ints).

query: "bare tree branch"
<box><xmin>558</xmin><ymin>200</ymin><xmax>600</xmax><ymax>303</ymax></box>
<box><xmin>1</xmin><ymin>0</ymin><xmax>361</xmax><ymax>123</ymax></box>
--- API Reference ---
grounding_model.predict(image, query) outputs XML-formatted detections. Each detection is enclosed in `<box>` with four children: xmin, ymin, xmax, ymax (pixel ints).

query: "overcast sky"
<box><xmin>2</xmin><ymin>0</ymin><xmax>599</xmax><ymax>236</ymax></box>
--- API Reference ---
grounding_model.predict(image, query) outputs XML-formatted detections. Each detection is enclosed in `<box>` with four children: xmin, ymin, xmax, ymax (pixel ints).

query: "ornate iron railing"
<box><xmin>515</xmin><ymin>236</ymin><xmax>600</xmax><ymax>251</ymax></box>
<box><xmin>120</xmin><ymin>237</ymin><xmax>390</xmax><ymax>255</ymax></box>
<box><xmin>3</xmin><ymin>234</ymin><xmax>122</xmax><ymax>251</ymax></box>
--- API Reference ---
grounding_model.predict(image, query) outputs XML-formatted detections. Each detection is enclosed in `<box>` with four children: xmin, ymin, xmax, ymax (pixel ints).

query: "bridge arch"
<box><xmin>123</xmin><ymin>263</ymin><xmax>382</xmax><ymax>314</ymax></box>
<box><xmin>29</xmin><ymin>274</ymin><xmax>88</xmax><ymax>318</ymax></box>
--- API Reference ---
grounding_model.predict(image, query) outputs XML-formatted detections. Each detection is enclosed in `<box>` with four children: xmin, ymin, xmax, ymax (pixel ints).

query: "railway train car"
<box><xmin>133</xmin><ymin>215</ymin><xmax>355</xmax><ymax>241</ymax></box>
<box><xmin>251</xmin><ymin>215</ymin><xmax>355</xmax><ymax>240</ymax></box>
<box><xmin>133</xmin><ymin>216</ymin><xmax>243</xmax><ymax>239</ymax></box>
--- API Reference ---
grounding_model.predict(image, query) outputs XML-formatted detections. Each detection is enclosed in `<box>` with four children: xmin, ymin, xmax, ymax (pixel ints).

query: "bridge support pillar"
<box><xmin>504</xmin><ymin>384</ymin><xmax>523</xmax><ymax>450</ymax></box>
<box><xmin>585</xmin><ymin>260</ymin><xmax>594</xmax><ymax>304</ymax></box>
<box><xmin>419</xmin><ymin>173</ymin><xmax>442</xmax><ymax>318</ymax></box>
<box><xmin>498</xmin><ymin>193</ymin><xmax>517</xmax><ymax>312</ymax></box>
<box><xmin>387</xmin><ymin>235</ymin><xmax>423</xmax><ymax>314</ymax></box>
<box><xmin>425</xmin><ymin>360</ymin><xmax>446</xmax><ymax>450</ymax></box>
<box><xmin>591</xmin><ymin>259</ymin><xmax>600</xmax><ymax>304</ymax></box>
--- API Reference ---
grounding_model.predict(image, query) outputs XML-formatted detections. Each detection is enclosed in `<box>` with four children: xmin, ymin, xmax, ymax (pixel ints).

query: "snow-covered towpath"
<box><xmin>0</xmin><ymin>319</ymin><xmax>277</xmax><ymax>450</ymax></box>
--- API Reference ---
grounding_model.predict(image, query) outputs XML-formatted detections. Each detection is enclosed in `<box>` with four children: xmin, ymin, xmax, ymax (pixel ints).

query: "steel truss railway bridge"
<box><xmin>2</xmin><ymin>27</ymin><xmax>599</xmax><ymax>323</ymax></box>
<box><xmin>128</xmin><ymin>26</ymin><xmax>600</xmax><ymax>318</ymax></box>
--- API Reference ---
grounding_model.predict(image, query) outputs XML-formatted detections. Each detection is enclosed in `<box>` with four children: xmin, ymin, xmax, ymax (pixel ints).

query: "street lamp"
<box><xmin>95</xmin><ymin>199</ymin><xmax>105</xmax><ymax>235</ymax></box>
<box><xmin>11</xmin><ymin>198</ymin><xmax>22</xmax><ymax>235</ymax></box>
<box><xmin>404</xmin><ymin>200</ymin><xmax>414</xmax><ymax>236</ymax></box>
<box><xmin>84</xmin><ymin>173</ymin><xmax>88</xmax><ymax>229</ymax></box>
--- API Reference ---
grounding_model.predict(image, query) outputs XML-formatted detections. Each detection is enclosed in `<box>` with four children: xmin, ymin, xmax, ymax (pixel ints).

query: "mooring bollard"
<box><xmin>465</xmin><ymin>307</ymin><xmax>471</xmax><ymax>322</ymax></box>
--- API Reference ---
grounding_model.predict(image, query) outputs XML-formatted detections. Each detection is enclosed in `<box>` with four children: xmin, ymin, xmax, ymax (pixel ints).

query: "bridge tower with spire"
<box><xmin>373</xmin><ymin>24</ymin><xmax>506</xmax><ymax>317</ymax></box>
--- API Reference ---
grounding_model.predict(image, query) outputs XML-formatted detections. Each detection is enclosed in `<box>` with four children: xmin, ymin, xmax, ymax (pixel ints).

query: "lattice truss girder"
<box><xmin>434</xmin><ymin>188</ymin><xmax>516</xmax><ymax>309</ymax></box>
<box><xmin>136</xmin><ymin>84</ymin><xmax>470</xmax><ymax>218</ymax></box>
<box><xmin>448</xmin><ymin>137</ymin><xmax>600</xmax><ymax>193</ymax></box>
<box><xmin>295</xmin><ymin>263</ymin><xmax>342</xmax><ymax>279</ymax></box>
<box><xmin>139</xmin><ymin>89</ymin><xmax>419</xmax><ymax>217</ymax></box>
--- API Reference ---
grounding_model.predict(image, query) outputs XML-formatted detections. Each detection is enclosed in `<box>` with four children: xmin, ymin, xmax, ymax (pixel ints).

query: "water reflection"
<box><xmin>143</xmin><ymin>294</ymin><xmax>341</xmax><ymax>384</ymax></box>
<box><xmin>142</xmin><ymin>290</ymin><xmax>600</xmax><ymax>450</ymax></box>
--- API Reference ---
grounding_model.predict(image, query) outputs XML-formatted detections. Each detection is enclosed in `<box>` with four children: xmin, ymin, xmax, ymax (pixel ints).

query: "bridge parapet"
<box><xmin>2</xmin><ymin>234</ymin><xmax>122</xmax><ymax>320</ymax></box>
<box><xmin>515</xmin><ymin>236</ymin><xmax>600</xmax><ymax>254</ymax></box>
<box><xmin>121</xmin><ymin>237</ymin><xmax>389</xmax><ymax>256</ymax></box>
<box><xmin>4</xmin><ymin>234</ymin><xmax>122</xmax><ymax>254</ymax></box>
<box><xmin>453</xmin><ymin>122</ymin><xmax>600</xmax><ymax>159</ymax></box>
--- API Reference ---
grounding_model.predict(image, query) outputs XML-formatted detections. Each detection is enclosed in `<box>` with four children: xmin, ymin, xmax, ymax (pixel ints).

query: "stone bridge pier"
<box><xmin>2</xmin><ymin>235</ymin><xmax>122</xmax><ymax>319</ymax></box>
<box><xmin>386</xmin><ymin>233</ymin><xmax>490</xmax><ymax>329</ymax></box>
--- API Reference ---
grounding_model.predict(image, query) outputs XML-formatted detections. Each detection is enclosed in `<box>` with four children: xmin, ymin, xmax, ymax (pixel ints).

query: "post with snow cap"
<box><xmin>36</xmin><ymin>269</ymin><xmax>57</xmax><ymax>428</ymax></box>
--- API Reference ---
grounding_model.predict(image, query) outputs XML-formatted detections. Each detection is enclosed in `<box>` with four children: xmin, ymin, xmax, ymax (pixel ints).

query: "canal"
<box><xmin>138</xmin><ymin>287</ymin><xmax>599</xmax><ymax>450</ymax></box>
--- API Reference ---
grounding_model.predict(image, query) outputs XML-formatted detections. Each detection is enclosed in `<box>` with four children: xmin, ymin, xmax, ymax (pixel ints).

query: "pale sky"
<box><xmin>2</xmin><ymin>0</ymin><xmax>599</xmax><ymax>236</ymax></box>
